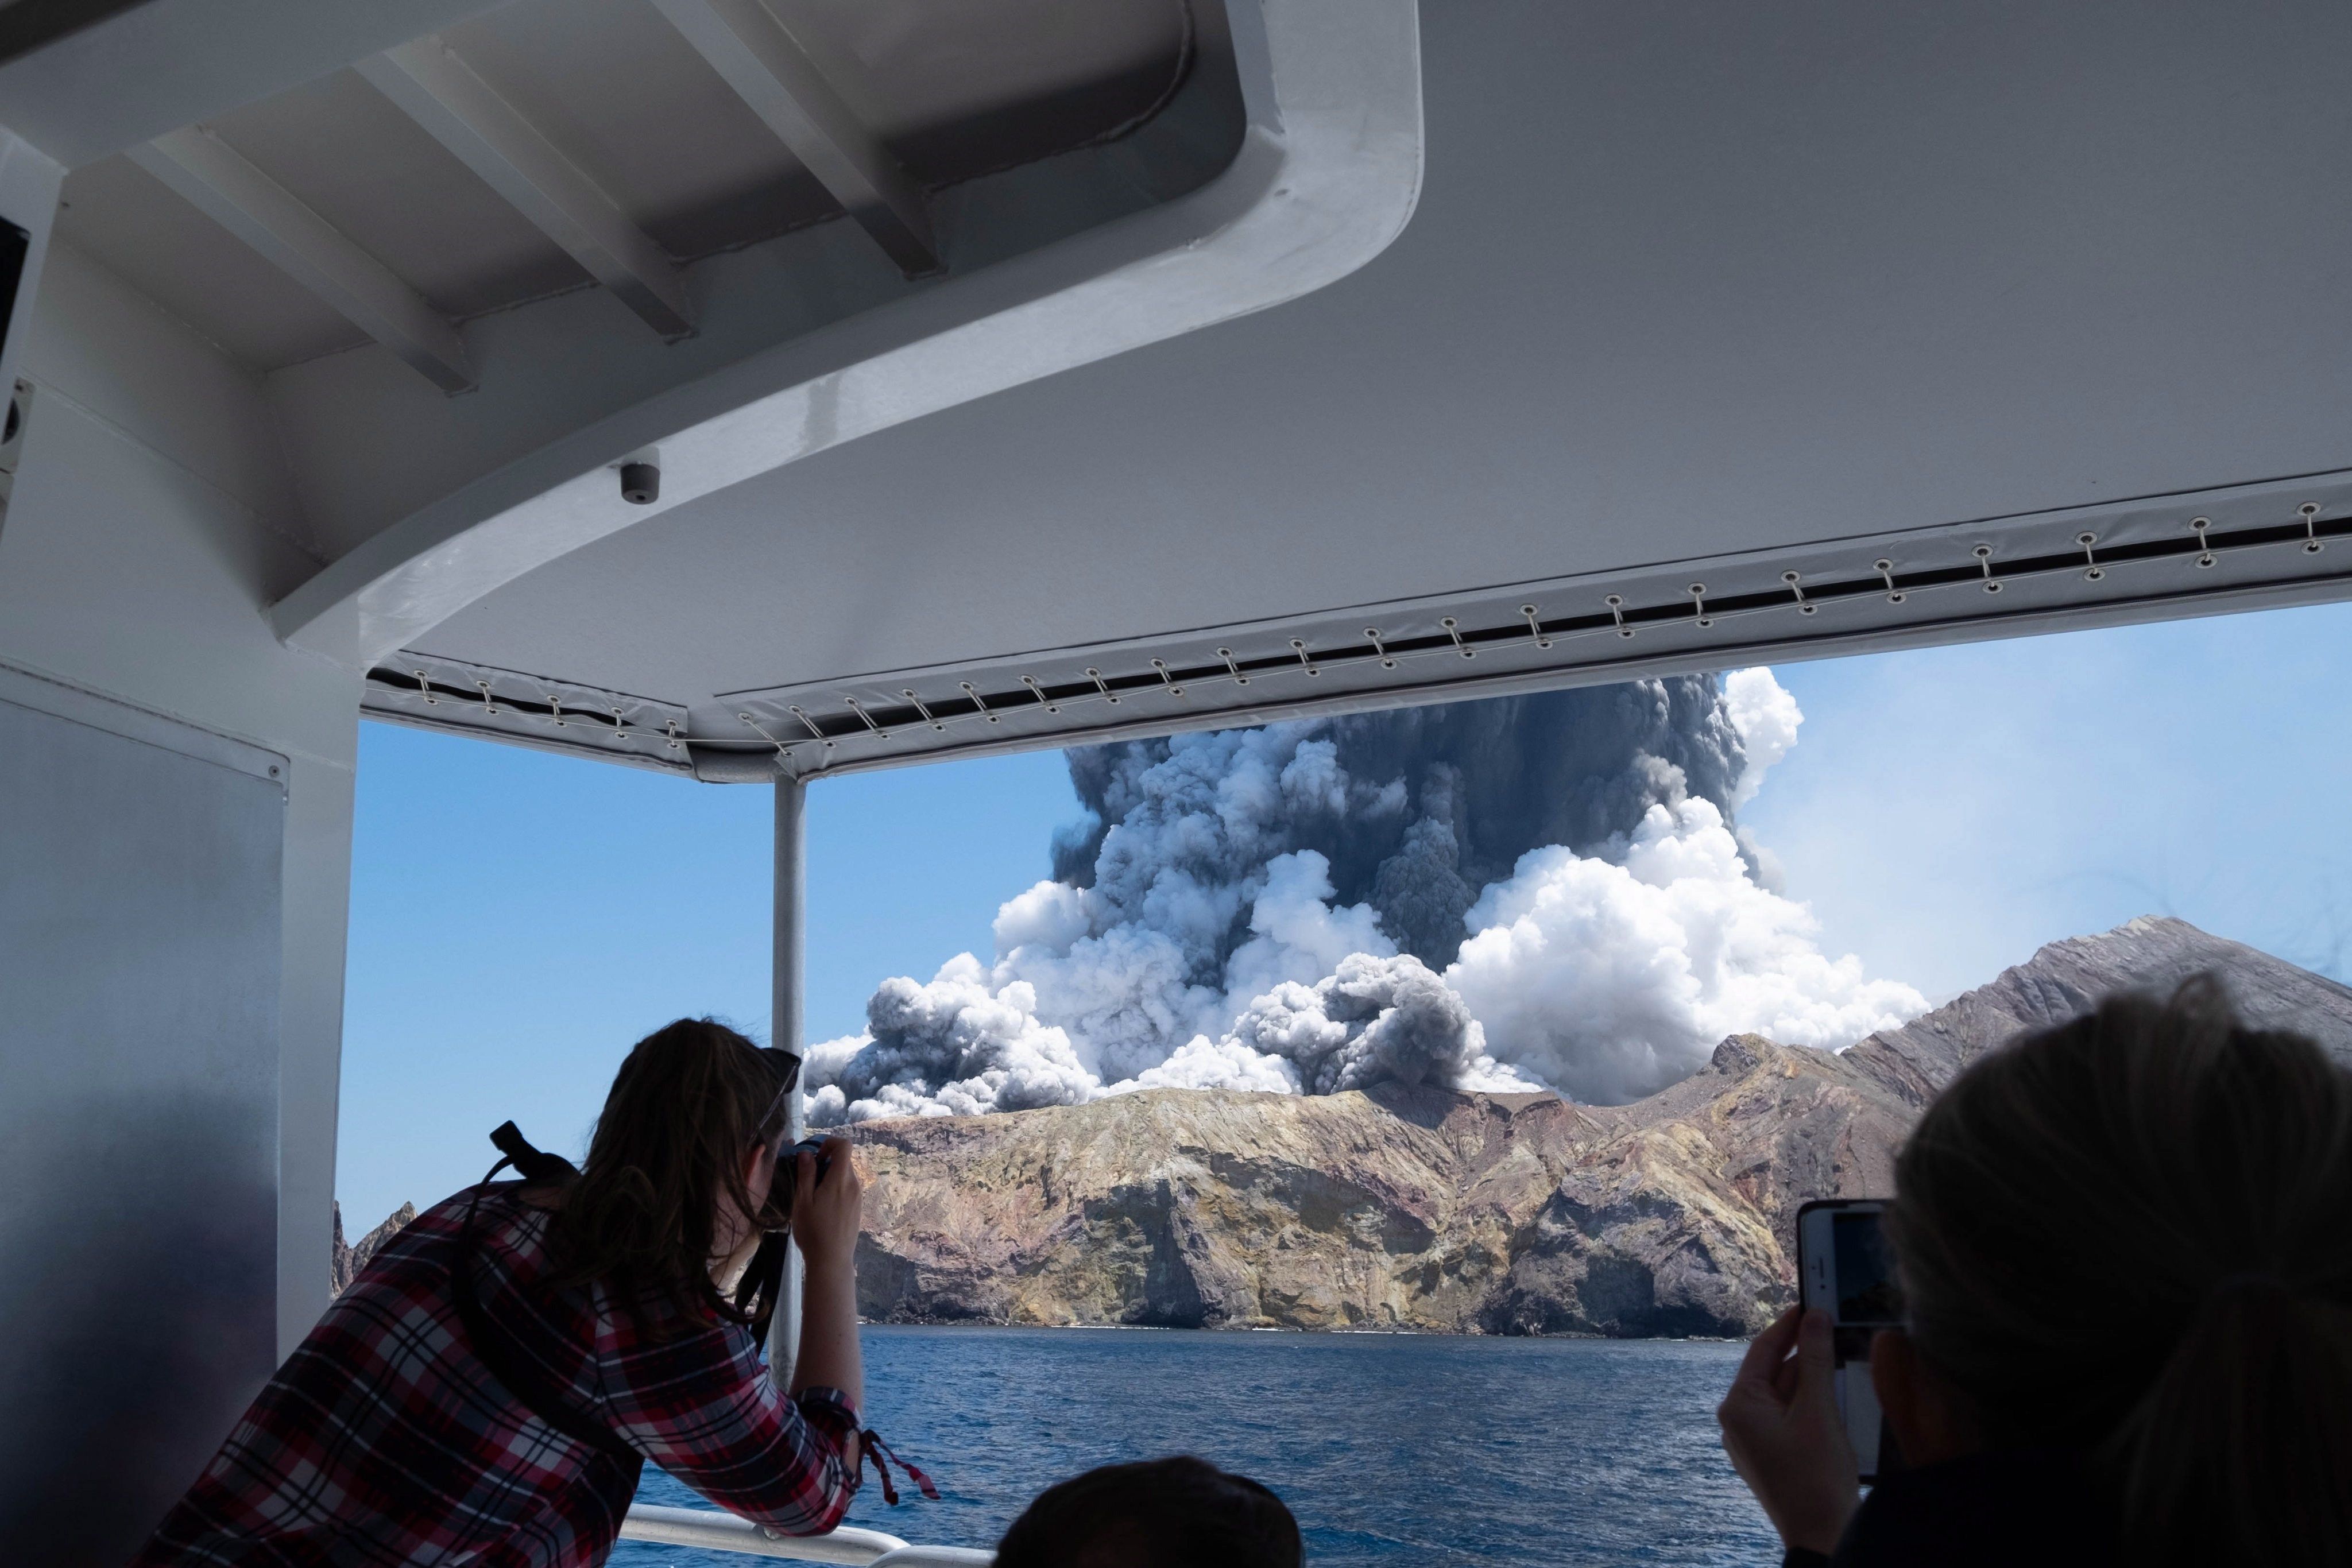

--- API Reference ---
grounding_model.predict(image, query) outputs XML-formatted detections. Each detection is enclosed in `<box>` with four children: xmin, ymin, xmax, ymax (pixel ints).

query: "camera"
<box><xmin>787</xmin><ymin>1135</ymin><xmax>834</xmax><ymax>1184</ymax></box>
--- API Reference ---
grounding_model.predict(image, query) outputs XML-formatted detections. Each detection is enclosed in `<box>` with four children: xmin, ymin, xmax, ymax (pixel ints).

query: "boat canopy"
<box><xmin>13</xmin><ymin>2</ymin><xmax>2352</xmax><ymax>783</ymax></box>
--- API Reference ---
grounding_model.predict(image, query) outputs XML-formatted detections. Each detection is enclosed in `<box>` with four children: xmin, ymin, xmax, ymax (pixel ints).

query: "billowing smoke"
<box><xmin>1448</xmin><ymin>795</ymin><xmax>1922</xmax><ymax>1102</ymax></box>
<box><xmin>804</xmin><ymin>671</ymin><xmax>1923</xmax><ymax>1125</ymax></box>
<box><xmin>1051</xmin><ymin>672</ymin><xmax>1747</xmax><ymax>966</ymax></box>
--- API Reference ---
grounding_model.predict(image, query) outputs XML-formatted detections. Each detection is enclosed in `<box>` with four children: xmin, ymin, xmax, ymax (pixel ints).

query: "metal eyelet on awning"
<box><xmin>1973</xmin><ymin>544</ymin><xmax>2004</xmax><ymax>593</ymax></box>
<box><xmin>901</xmin><ymin>690</ymin><xmax>944</xmax><ymax>731</ymax></box>
<box><xmin>787</xmin><ymin>705</ymin><xmax>833</xmax><ymax>750</ymax></box>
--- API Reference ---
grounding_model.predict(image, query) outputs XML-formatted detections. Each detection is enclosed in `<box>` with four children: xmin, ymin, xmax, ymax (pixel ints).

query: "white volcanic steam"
<box><xmin>804</xmin><ymin>671</ymin><xmax>1923</xmax><ymax>1123</ymax></box>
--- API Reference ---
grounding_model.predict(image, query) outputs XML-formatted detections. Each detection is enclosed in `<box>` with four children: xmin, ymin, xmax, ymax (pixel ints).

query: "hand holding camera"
<box><xmin>789</xmin><ymin>1135</ymin><xmax>861</xmax><ymax>1274</ymax></box>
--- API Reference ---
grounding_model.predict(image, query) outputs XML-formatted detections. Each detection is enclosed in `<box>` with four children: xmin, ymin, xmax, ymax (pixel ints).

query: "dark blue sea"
<box><xmin>615</xmin><ymin>1327</ymin><xmax>1777</xmax><ymax>1566</ymax></box>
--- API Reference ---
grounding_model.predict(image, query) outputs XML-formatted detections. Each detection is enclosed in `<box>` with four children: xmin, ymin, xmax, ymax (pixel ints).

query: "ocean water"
<box><xmin>616</xmin><ymin>1327</ymin><xmax>1778</xmax><ymax>1566</ymax></box>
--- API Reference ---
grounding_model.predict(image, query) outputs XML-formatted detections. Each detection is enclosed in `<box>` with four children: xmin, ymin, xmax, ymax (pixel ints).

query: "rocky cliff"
<box><xmin>330</xmin><ymin>1201</ymin><xmax>417</xmax><ymax>1296</ymax></box>
<box><xmin>852</xmin><ymin>917</ymin><xmax>2352</xmax><ymax>1335</ymax></box>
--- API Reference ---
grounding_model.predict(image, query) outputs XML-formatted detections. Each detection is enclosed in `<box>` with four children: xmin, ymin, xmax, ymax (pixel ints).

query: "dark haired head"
<box><xmin>1889</xmin><ymin>977</ymin><xmax>2352</xmax><ymax>1565</ymax></box>
<box><xmin>993</xmin><ymin>1456</ymin><xmax>1302</xmax><ymax>1568</ymax></box>
<box><xmin>545</xmin><ymin>1017</ymin><xmax>794</xmax><ymax>1328</ymax></box>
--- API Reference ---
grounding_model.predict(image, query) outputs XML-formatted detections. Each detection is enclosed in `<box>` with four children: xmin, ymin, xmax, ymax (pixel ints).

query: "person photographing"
<box><xmin>134</xmin><ymin>1019</ymin><xmax>887</xmax><ymax>1566</ymax></box>
<box><xmin>1717</xmin><ymin>981</ymin><xmax>2352</xmax><ymax>1566</ymax></box>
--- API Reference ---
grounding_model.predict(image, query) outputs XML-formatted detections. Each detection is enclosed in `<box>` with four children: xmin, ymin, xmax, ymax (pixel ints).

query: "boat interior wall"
<box><xmin>0</xmin><ymin>669</ymin><xmax>285</xmax><ymax>1565</ymax></box>
<box><xmin>1</xmin><ymin>233</ymin><xmax>362</xmax><ymax>1366</ymax></box>
<box><xmin>28</xmin><ymin>242</ymin><xmax>318</xmax><ymax>578</ymax></box>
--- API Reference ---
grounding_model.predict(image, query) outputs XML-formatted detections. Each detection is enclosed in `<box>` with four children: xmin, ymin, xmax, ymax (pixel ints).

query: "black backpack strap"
<box><xmin>729</xmin><ymin>1233</ymin><xmax>788</xmax><ymax>1339</ymax></box>
<box><xmin>450</xmin><ymin>1136</ymin><xmax>644</xmax><ymax>1477</ymax></box>
<box><xmin>489</xmin><ymin>1120</ymin><xmax>582</xmax><ymax>1185</ymax></box>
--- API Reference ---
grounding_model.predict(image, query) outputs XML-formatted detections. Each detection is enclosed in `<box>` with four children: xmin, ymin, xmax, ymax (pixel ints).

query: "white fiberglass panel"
<box><xmin>0</xmin><ymin>687</ymin><xmax>285</xmax><ymax>1564</ymax></box>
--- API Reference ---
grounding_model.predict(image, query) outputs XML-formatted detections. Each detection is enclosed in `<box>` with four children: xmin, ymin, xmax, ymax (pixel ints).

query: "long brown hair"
<box><xmin>546</xmin><ymin>1017</ymin><xmax>793</xmax><ymax>1328</ymax></box>
<box><xmin>1887</xmin><ymin>977</ymin><xmax>2352</xmax><ymax>1563</ymax></box>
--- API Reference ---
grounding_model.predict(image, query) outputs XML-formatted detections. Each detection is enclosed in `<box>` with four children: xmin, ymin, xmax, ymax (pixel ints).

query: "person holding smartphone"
<box><xmin>1718</xmin><ymin>979</ymin><xmax>2352</xmax><ymax>1567</ymax></box>
<box><xmin>133</xmin><ymin>1018</ymin><xmax>875</xmax><ymax>1566</ymax></box>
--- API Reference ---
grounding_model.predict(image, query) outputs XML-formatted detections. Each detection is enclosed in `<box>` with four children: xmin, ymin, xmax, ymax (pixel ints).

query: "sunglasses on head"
<box><xmin>759</xmin><ymin>1046</ymin><xmax>803</xmax><ymax>1096</ymax></box>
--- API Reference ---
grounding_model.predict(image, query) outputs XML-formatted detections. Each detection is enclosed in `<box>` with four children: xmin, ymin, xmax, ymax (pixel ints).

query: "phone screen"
<box><xmin>1832</xmin><ymin>1210</ymin><xmax>1900</xmax><ymax>1326</ymax></box>
<box><xmin>1798</xmin><ymin>1200</ymin><xmax>1901</xmax><ymax>1482</ymax></box>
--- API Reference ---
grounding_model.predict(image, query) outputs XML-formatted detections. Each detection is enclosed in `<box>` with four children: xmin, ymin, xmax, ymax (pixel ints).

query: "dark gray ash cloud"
<box><xmin>1053</xmin><ymin>678</ymin><xmax>1748</xmax><ymax>965</ymax></box>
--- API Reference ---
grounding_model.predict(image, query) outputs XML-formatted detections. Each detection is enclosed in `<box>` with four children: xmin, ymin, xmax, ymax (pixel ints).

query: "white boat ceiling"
<box><xmin>21</xmin><ymin>0</ymin><xmax>2352</xmax><ymax>780</ymax></box>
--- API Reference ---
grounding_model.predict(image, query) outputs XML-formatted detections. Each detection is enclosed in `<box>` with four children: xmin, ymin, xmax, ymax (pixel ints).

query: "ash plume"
<box><xmin>1050</xmin><ymin>675</ymin><xmax>1747</xmax><ymax>965</ymax></box>
<box><xmin>804</xmin><ymin>670</ymin><xmax>1921</xmax><ymax>1124</ymax></box>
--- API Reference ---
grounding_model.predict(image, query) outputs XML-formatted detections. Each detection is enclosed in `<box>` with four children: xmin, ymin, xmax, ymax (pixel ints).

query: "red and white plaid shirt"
<box><xmin>131</xmin><ymin>1184</ymin><xmax>859</xmax><ymax>1566</ymax></box>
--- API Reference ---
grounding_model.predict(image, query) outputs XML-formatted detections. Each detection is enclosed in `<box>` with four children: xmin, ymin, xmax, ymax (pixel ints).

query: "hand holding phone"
<box><xmin>1717</xmin><ymin>1304</ymin><xmax>1858</xmax><ymax>1552</ymax></box>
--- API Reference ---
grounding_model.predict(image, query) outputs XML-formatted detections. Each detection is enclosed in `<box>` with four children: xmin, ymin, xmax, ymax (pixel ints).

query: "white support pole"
<box><xmin>768</xmin><ymin>770</ymin><xmax>807</xmax><ymax>1389</ymax></box>
<box><xmin>127</xmin><ymin>129</ymin><xmax>475</xmax><ymax>393</ymax></box>
<box><xmin>356</xmin><ymin>39</ymin><xmax>697</xmax><ymax>340</ymax></box>
<box><xmin>649</xmin><ymin>0</ymin><xmax>941</xmax><ymax>278</ymax></box>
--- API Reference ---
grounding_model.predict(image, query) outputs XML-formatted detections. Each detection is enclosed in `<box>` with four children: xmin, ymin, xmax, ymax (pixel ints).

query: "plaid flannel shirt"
<box><xmin>131</xmin><ymin>1184</ymin><xmax>859</xmax><ymax>1566</ymax></box>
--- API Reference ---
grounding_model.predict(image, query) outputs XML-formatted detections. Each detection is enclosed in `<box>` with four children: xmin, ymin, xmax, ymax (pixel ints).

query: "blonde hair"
<box><xmin>1889</xmin><ymin>978</ymin><xmax>2352</xmax><ymax>1563</ymax></box>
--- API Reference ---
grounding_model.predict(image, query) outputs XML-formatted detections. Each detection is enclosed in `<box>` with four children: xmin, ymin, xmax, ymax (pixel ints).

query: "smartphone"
<box><xmin>1796</xmin><ymin>1198</ymin><xmax>1903</xmax><ymax>1482</ymax></box>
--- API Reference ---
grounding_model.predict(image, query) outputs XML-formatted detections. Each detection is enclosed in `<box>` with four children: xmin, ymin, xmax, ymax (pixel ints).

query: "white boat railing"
<box><xmin>620</xmin><ymin>1503</ymin><xmax>992</xmax><ymax>1566</ymax></box>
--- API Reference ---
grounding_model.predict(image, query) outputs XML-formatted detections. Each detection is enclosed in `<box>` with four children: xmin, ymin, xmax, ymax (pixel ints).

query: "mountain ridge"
<box><xmin>852</xmin><ymin>917</ymin><xmax>2352</xmax><ymax>1335</ymax></box>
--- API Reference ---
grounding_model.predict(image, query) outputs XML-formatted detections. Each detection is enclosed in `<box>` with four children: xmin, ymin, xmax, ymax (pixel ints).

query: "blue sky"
<box><xmin>1744</xmin><ymin>601</ymin><xmax>2352</xmax><ymax>998</ymax></box>
<box><xmin>336</xmin><ymin>732</ymin><xmax>1075</xmax><ymax>1230</ymax></box>
<box><xmin>334</xmin><ymin>600</ymin><xmax>2352</xmax><ymax>1230</ymax></box>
